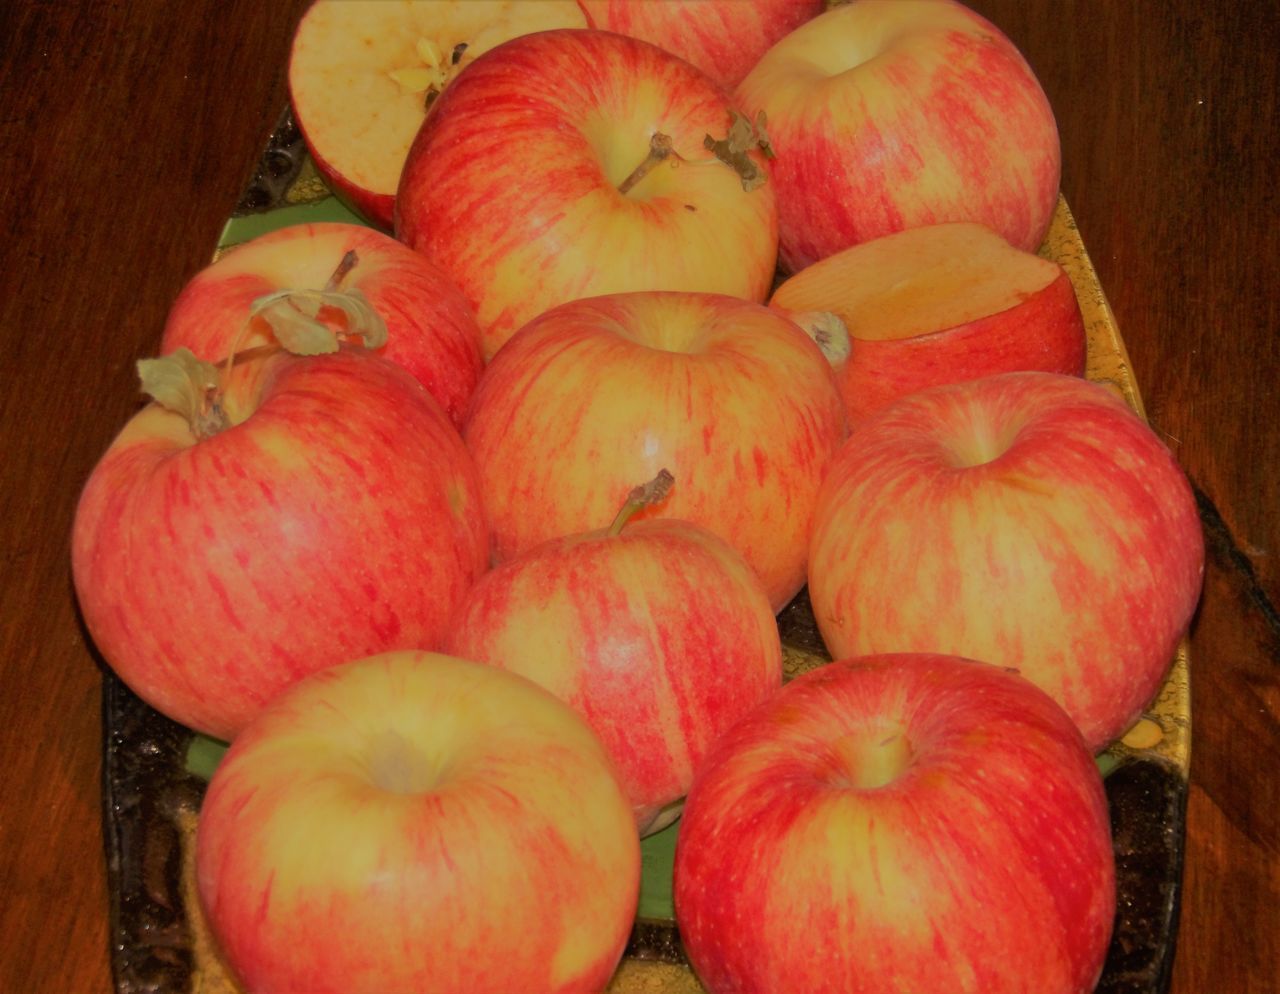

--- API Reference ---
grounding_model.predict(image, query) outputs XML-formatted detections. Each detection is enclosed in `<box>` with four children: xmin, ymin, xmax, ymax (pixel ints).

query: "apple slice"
<box><xmin>288</xmin><ymin>0</ymin><xmax>587</xmax><ymax>229</ymax></box>
<box><xmin>771</xmin><ymin>222</ymin><xmax>1086</xmax><ymax>425</ymax></box>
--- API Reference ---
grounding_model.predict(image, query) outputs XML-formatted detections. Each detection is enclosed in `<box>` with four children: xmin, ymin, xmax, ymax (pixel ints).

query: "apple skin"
<box><xmin>770</xmin><ymin>223</ymin><xmax>1086</xmax><ymax>425</ymax></box>
<box><xmin>577</xmin><ymin>0</ymin><xmax>824</xmax><ymax>91</ymax></box>
<box><xmin>161</xmin><ymin>222</ymin><xmax>484</xmax><ymax>429</ymax></box>
<box><xmin>673</xmin><ymin>652</ymin><xmax>1115</xmax><ymax>994</ymax></box>
<box><xmin>444</xmin><ymin>516</ymin><xmax>783</xmax><ymax>835</ymax></box>
<box><xmin>736</xmin><ymin>0</ymin><xmax>1061</xmax><ymax>271</ymax></box>
<box><xmin>197</xmin><ymin>650</ymin><xmax>640</xmax><ymax>994</ymax></box>
<box><xmin>396</xmin><ymin>28</ymin><xmax>778</xmax><ymax>360</ymax></box>
<box><xmin>807</xmin><ymin>371</ymin><xmax>1204</xmax><ymax>749</ymax></box>
<box><xmin>71</xmin><ymin>349</ymin><xmax>490</xmax><ymax>741</ymax></box>
<box><xmin>462</xmin><ymin>291</ymin><xmax>847</xmax><ymax>611</ymax></box>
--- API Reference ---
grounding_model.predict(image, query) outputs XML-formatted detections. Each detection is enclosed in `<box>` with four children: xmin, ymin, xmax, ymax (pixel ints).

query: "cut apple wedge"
<box><xmin>288</xmin><ymin>0</ymin><xmax>587</xmax><ymax>229</ymax></box>
<box><xmin>771</xmin><ymin>222</ymin><xmax>1086</xmax><ymax>425</ymax></box>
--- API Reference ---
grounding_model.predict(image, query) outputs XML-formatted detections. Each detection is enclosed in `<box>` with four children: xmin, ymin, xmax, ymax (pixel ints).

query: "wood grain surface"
<box><xmin>0</xmin><ymin>2</ymin><xmax>1274</xmax><ymax>993</ymax></box>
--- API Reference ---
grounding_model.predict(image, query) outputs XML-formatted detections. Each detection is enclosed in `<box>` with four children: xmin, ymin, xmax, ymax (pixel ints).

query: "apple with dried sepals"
<box><xmin>808</xmin><ymin>371</ymin><xmax>1204</xmax><ymax>750</ymax></box>
<box><xmin>736</xmin><ymin>0</ymin><xmax>1061</xmax><ymax>271</ymax></box>
<box><xmin>288</xmin><ymin>0</ymin><xmax>587</xmax><ymax>229</ymax></box>
<box><xmin>462</xmin><ymin>291</ymin><xmax>846</xmax><ymax>611</ymax></box>
<box><xmin>673</xmin><ymin>652</ymin><xmax>1116</xmax><ymax>994</ymax></box>
<box><xmin>396</xmin><ymin>28</ymin><xmax>779</xmax><ymax>360</ymax></box>
<box><xmin>161</xmin><ymin>222</ymin><xmax>483</xmax><ymax>428</ymax></box>
<box><xmin>71</xmin><ymin>338</ymin><xmax>489</xmax><ymax>741</ymax></box>
<box><xmin>197</xmin><ymin>650</ymin><xmax>640</xmax><ymax>994</ymax></box>
<box><xmin>445</xmin><ymin>471</ymin><xmax>783</xmax><ymax>836</ymax></box>
<box><xmin>771</xmin><ymin>222</ymin><xmax>1086</xmax><ymax>425</ymax></box>
<box><xmin>577</xmin><ymin>0</ymin><xmax>824</xmax><ymax>91</ymax></box>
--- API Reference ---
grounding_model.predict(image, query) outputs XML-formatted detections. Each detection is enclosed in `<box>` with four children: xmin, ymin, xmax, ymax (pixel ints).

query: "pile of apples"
<box><xmin>71</xmin><ymin>2</ymin><xmax>1205</xmax><ymax>993</ymax></box>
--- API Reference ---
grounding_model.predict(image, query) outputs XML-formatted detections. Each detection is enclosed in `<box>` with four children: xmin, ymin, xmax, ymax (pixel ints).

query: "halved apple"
<box><xmin>288</xmin><ymin>0</ymin><xmax>587</xmax><ymax>229</ymax></box>
<box><xmin>771</xmin><ymin>222</ymin><xmax>1086</xmax><ymax>425</ymax></box>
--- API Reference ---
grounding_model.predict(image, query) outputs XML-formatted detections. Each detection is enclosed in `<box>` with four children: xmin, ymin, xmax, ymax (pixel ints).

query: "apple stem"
<box><xmin>324</xmin><ymin>249</ymin><xmax>359</xmax><ymax>291</ymax></box>
<box><xmin>607</xmin><ymin>469</ymin><xmax>675</xmax><ymax>536</ymax></box>
<box><xmin>617</xmin><ymin>133</ymin><xmax>677</xmax><ymax>196</ymax></box>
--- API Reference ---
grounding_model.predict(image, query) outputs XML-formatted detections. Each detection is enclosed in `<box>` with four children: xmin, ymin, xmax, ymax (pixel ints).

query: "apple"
<box><xmin>396</xmin><ymin>28</ymin><xmax>779</xmax><ymax>360</ymax></box>
<box><xmin>197</xmin><ymin>649</ymin><xmax>641</xmax><ymax>994</ymax></box>
<box><xmin>771</xmin><ymin>222</ymin><xmax>1086</xmax><ymax>425</ymax></box>
<box><xmin>807</xmin><ymin>371</ymin><xmax>1204</xmax><ymax>750</ymax></box>
<box><xmin>444</xmin><ymin>471</ymin><xmax>783</xmax><ymax>835</ymax></box>
<box><xmin>462</xmin><ymin>291</ymin><xmax>847</xmax><ymax>611</ymax></box>
<box><xmin>735</xmin><ymin>0</ymin><xmax>1061</xmax><ymax>271</ymax></box>
<box><xmin>288</xmin><ymin>0</ymin><xmax>588</xmax><ymax>229</ymax></box>
<box><xmin>71</xmin><ymin>346</ymin><xmax>490</xmax><ymax>741</ymax></box>
<box><xmin>673</xmin><ymin>652</ymin><xmax>1116</xmax><ymax>994</ymax></box>
<box><xmin>577</xmin><ymin>0</ymin><xmax>824</xmax><ymax>92</ymax></box>
<box><xmin>160</xmin><ymin>221</ymin><xmax>484</xmax><ymax>429</ymax></box>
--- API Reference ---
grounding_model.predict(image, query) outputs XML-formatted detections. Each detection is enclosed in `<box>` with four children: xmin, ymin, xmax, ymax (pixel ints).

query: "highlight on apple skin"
<box><xmin>197</xmin><ymin>650</ymin><xmax>641</xmax><ymax>994</ymax></box>
<box><xmin>736</xmin><ymin>0</ymin><xmax>1061</xmax><ymax>271</ymax></box>
<box><xmin>462</xmin><ymin>290</ymin><xmax>847</xmax><ymax>612</ymax></box>
<box><xmin>807</xmin><ymin>371</ymin><xmax>1205</xmax><ymax>750</ymax></box>
<box><xmin>673</xmin><ymin>652</ymin><xmax>1116</xmax><ymax>994</ymax></box>
<box><xmin>396</xmin><ymin>28</ymin><xmax>779</xmax><ymax>360</ymax></box>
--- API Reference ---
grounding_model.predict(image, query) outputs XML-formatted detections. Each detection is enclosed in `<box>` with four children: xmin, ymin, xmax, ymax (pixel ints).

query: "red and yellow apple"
<box><xmin>71</xmin><ymin>348</ymin><xmax>489</xmax><ymax>741</ymax></box>
<box><xmin>673</xmin><ymin>652</ymin><xmax>1115</xmax><ymax>994</ymax></box>
<box><xmin>807</xmin><ymin>371</ymin><xmax>1204</xmax><ymax>749</ymax></box>
<box><xmin>462</xmin><ymin>291</ymin><xmax>847</xmax><ymax>611</ymax></box>
<box><xmin>771</xmin><ymin>222</ymin><xmax>1086</xmax><ymax>424</ymax></box>
<box><xmin>197</xmin><ymin>650</ymin><xmax>640</xmax><ymax>994</ymax></box>
<box><xmin>160</xmin><ymin>222</ymin><xmax>484</xmax><ymax>429</ymax></box>
<box><xmin>288</xmin><ymin>0</ymin><xmax>587</xmax><ymax>229</ymax></box>
<box><xmin>445</xmin><ymin>477</ymin><xmax>783</xmax><ymax>835</ymax></box>
<box><xmin>736</xmin><ymin>0</ymin><xmax>1061</xmax><ymax>271</ymax></box>
<box><xmin>396</xmin><ymin>28</ymin><xmax>779</xmax><ymax>359</ymax></box>
<box><xmin>577</xmin><ymin>0</ymin><xmax>824</xmax><ymax>91</ymax></box>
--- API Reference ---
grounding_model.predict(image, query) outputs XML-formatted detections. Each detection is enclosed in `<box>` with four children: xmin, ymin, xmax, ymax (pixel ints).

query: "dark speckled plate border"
<box><xmin>103</xmin><ymin>108</ymin><xmax>1188</xmax><ymax>994</ymax></box>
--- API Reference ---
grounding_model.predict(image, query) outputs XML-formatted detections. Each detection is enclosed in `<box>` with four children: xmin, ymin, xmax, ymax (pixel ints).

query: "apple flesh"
<box><xmin>771</xmin><ymin>222</ymin><xmax>1086</xmax><ymax>424</ymax></box>
<box><xmin>444</xmin><ymin>498</ymin><xmax>783</xmax><ymax>836</ymax></box>
<box><xmin>807</xmin><ymin>371</ymin><xmax>1204</xmax><ymax>749</ymax></box>
<box><xmin>577</xmin><ymin>0</ymin><xmax>824</xmax><ymax>91</ymax></box>
<box><xmin>462</xmin><ymin>291</ymin><xmax>847</xmax><ymax>611</ymax></box>
<box><xmin>197</xmin><ymin>650</ymin><xmax>640</xmax><ymax>994</ymax></box>
<box><xmin>71</xmin><ymin>348</ymin><xmax>490</xmax><ymax>741</ymax></box>
<box><xmin>288</xmin><ymin>0</ymin><xmax>587</xmax><ymax>229</ymax></box>
<box><xmin>673</xmin><ymin>652</ymin><xmax>1115</xmax><ymax>994</ymax></box>
<box><xmin>736</xmin><ymin>0</ymin><xmax>1061</xmax><ymax>271</ymax></box>
<box><xmin>161</xmin><ymin>222</ymin><xmax>484</xmax><ymax>428</ymax></box>
<box><xmin>396</xmin><ymin>28</ymin><xmax>779</xmax><ymax>360</ymax></box>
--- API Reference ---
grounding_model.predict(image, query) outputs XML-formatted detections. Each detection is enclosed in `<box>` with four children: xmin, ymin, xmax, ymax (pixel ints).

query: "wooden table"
<box><xmin>1</xmin><ymin>1</ymin><xmax>1274</xmax><ymax>991</ymax></box>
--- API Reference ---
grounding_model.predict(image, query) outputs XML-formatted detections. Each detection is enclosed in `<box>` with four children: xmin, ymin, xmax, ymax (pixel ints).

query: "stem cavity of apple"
<box><xmin>617</xmin><ymin>111</ymin><xmax>775</xmax><ymax>198</ymax></box>
<box><xmin>617</xmin><ymin>132</ymin><xmax>677</xmax><ymax>196</ymax></box>
<box><xmin>786</xmin><ymin>310</ymin><xmax>852</xmax><ymax>369</ymax></box>
<box><xmin>138</xmin><ymin>250</ymin><xmax>388</xmax><ymax>441</ymax></box>
<box><xmin>607</xmin><ymin>469</ymin><xmax>675</xmax><ymax>537</ymax></box>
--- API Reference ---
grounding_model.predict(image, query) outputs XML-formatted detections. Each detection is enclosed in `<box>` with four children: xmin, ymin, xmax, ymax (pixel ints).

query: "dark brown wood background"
<box><xmin>1</xmin><ymin>1</ymin><xmax>1274</xmax><ymax>991</ymax></box>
